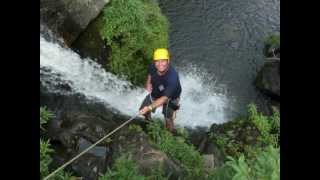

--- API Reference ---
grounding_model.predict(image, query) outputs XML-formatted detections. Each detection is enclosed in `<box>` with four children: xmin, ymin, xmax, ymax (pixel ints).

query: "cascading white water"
<box><xmin>40</xmin><ymin>35</ymin><xmax>233</xmax><ymax>128</ymax></box>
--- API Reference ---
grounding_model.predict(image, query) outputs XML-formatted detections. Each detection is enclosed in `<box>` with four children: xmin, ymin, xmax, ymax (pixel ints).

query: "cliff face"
<box><xmin>40</xmin><ymin>0</ymin><xmax>110</xmax><ymax>46</ymax></box>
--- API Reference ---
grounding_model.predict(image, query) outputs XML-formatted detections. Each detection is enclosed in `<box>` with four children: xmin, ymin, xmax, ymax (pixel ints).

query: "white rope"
<box><xmin>43</xmin><ymin>113</ymin><xmax>140</xmax><ymax>180</ymax></box>
<box><xmin>265</xmin><ymin>57</ymin><xmax>280</xmax><ymax>61</ymax></box>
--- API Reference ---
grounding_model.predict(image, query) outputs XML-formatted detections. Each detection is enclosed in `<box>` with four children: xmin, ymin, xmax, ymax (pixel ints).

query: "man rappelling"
<box><xmin>139</xmin><ymin>48</ymin><xmax>182</xmax><ymax>133</ymax></box>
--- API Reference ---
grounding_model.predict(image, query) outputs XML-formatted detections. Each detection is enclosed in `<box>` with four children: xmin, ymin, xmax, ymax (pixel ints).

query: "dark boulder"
<box><xmin>255</xmin><ymin>60</ymin><xmax>280</xmax><ymax>100</ymax></box>
<box><xmin>40</xmin><ymin>0</ymin><xmax>110</xmax><ymax>46</ymax></box>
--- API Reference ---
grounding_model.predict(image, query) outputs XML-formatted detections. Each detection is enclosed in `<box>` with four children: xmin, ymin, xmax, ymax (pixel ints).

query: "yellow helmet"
<box><xmin>153</xmin><ymin>48</ymin><xmax>170</xmax><ymax>61</ymax></box>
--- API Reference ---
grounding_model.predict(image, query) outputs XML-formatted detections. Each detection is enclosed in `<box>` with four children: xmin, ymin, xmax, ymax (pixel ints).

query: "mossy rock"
<box><xmin>40</xmin><ymin>0</ymin><xmax>111</xmax><ymax>46</ymax></box>
<box><xmin>71</xmin><ymin>13</ymin><xmax>111</xmax><ymax>68</ymax></box>
<box><xmin>264</xmin><ymin>34</ymin><xmax>280</xmax><ymax>58</ymax></box>
<box><xmin>110</xmin><ymin>125</ymin><xmax>183</xmax><ymax>179</ymax></box>
<box><xmin>209</xmin><ymin>117</ymin><xmax>261</xmax><ymax>158</ymax></box>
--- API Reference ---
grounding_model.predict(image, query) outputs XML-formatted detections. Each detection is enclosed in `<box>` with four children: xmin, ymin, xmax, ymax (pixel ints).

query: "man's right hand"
<box><xmin>145</xmin><ymin>83</ymin><xmax>152</xmax><ymax>93</ymax></box>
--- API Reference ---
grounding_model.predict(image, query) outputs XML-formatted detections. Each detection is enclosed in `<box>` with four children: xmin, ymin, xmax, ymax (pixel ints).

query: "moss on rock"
<box><xmin>71</xmin><ymin>13</ymin><xmax>110</xmax><ymax>68</ymax></box>
<box><xmin>100</xmin><ymin>0</ymin><xmax>169</xmax><ymax>86</ymax></box>
<box><xmin>264</xmin><ymin>34</ymin><xmax>280</xmax><ymax>58</ymax></box>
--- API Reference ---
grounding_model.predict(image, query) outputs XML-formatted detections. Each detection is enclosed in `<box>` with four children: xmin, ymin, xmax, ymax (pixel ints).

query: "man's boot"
<box><xmin>166</xmin><ymin>118</ymin><xmax>177</xmax><ymax>135</ymax></box>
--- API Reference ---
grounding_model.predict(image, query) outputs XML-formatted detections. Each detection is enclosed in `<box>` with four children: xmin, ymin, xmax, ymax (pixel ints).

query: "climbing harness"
<box><xmin>165</xmin><ymin>98</ymin><xmax>170</xmax><ymax>118</ymax></box>
<box><xmin>149</xmin><ymin>93</ymin><xmax>154</xmax><ymax>103</ymax></box>
<box><xmin>43</xmin><ymin>113</ymin><xmax>140</xmax><ymax>180</ymax></box>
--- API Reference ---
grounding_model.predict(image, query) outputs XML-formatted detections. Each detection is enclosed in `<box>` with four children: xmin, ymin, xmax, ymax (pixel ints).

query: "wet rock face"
<box><xmin>71</xmin><ymin>153</ymin><xmax>107</xmax><ymax>180</ymax></box>
<box><xmin>51</xmin><ymin>141</ymin><xmax>109</xmax><ymax>180</ymax></box>
<box><xmin>69</xmin><ymin>137</ymin><xmax>111</xmax><ymax>180</ymax></box>
<box><xmin>41</xmin><ymin>67</ymin><xmax>193</xmax><ymax>179</ymax></box>
<box><xmin>40</xmin><ymin>0</ymin><xmax>110</xmax><ymax>46</ymax></box>
<box><xmin>258</xmin><ymin>34</ymin><xmax>280</xmax><ymax>102</ymax></box>
<box><xmin>255</xmin><ymin>60</ymin><xmax>280</xmax><ymax>100</ymax></box>
<box><xmin>184</xmin><ymin>127</ymin><xmax>225</xmax><ymax>168</ymax></box>
<box><xmin>40</xmin><ymin>78</ymin><xmax>130</xmax><ymax>179</ymax></box>
<box><xmin>184</xmin><ymin>127</ymin><xmax>208</xmax><ymax>152</ymax></box>
<box><xmin>40</xmin><ymin>89</ymin><xmax>129</xmax><ymax>143</ymax></box>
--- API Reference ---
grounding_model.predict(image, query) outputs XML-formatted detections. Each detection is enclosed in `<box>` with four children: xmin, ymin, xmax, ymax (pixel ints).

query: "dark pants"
<box><xmin>139</xmin><ymin>94</ymin><xmax>180</xmax><ymax>120</ymax></box>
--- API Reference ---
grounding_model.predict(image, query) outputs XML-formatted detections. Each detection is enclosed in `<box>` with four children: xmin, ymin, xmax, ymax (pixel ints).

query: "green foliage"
<box><xmin>40</xmin><ymin>107</ymin><xmax>55</xmax><ymax>178</ymax></box>
<box><xmin>250</xmin><ymin>146</ymin><xmax>280</xmax><ymax>180</ymax></box>
<box><xmin>99</xmin><ymin>153</ymin><xmax>168</xmax><ymax>180</ymax></box>
<box><xmin>270</xmin><ymin>107</ymin><xmax>280</xmax><ymax>131</ymax></box>
<box><xmin>40</xmin><ymin>139</ymin><xmax>74</xmax><ymax>180</ymax></box>
<box><xmin>208</xmin><ymin>104</ymin><xmax>280</xmax><ymax>180</ymax></box>
<box><xmin>54</xmin><ymin>172</ymin><xmax>74</xmax><ymax>180</ymax></box>
<box><xmin>40</xmin><ymin>139</ymin><xmax>54</xmax><ymax>178</ymax></box>
<box><xmin>100</xmin><ymin>0</ymin><xmax>169</xmax><ymax>86</ymax></box>
<box><xmin>247</xmin><ymin>104</ymin><xmax>278</xmax><ymax>147</ymax></box>
<box><xmin>129</xmin><ymin>124</ymin><xmax>143</xmax><ymax>133</ymax></box>
<box><xmin>264</xmin><ymin>34</ymin><xmax>280</xmax><ymax>57</ymax></box>
<box><xmin>145</xmin><ymin>163</ymin><xmax>169</xmax><ymax>180</ymax></box>
<box><xmin>176</xmin><ymin>127</ymin><xmax>189</xmax><ymax>139</ymax></box>
<box><xmin>214</xmin><ymin>134</ymin><xmax>228</xmax><ymax>150</ymax></box>
<box><xmin>40</xmin><ymin>106</ymin><xmax>55</xmax><ymax>131</ymax></box>
<box><xmin>208</xmin><ymin>146</ymin><xmax>279</xmax><ymax>180</ymax></box>
<box><xmin>227</xmin><ymin>146</ymin><xmax>279</xmax><ymax>180</ymax></box>
<box><xmin>207</xmin><ymin>163</ymin><xmax>234</xmax><ymax>180</ymax></box>
<box><xmin>210</xmin><ymin>104</ymin><xmax>280</xmax><ymax>158</ymax></box>
<box><xmin>146</xmin><ymin>121</ymin><xmax>205</xmax><ymax>179</ymax></box>
<box><xmin>40</xmin><ymin>107</ymin><xmax>74</xmax><ymax>180</ymax></box>
<box><xmin>99</xmin><ymin>154</ymin><xmax>146</xmax><ymax>180</ymax></box>
<box><xmin>225</xmin><ymin>155</ymin><xmax>251</xmax><ymax>180</ymax></box>
<box><xmin>269</xmin><ymin>107</ymin><xmax>280</xmax><ymax>147</ymax></box>
<box><xmin>264</xmin><ymin>34</ymin><xmax>280</xmax><ymax>47</ymax></box>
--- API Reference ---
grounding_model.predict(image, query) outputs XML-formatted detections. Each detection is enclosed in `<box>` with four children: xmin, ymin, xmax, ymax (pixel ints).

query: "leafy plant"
<box><xmin>225</xmin><ymin>155</ymin><xmax>251</xmax><ymax>180</ymax></box>
<box><xmin>40</xmin><ymin>139</ymin><xmax>74</xmax><ymax>180</ymax></box>
<box><xmin>129</xmin><ymin>124</ymin><xmax>143</xmax><ymax>133</ymax></box>
<box><xmin>40</xmin><ymin>107</ymin><xmax>74</xmax><ymax>180</ymax></box>
<box><xmin>208</xmin><ymin>146</ymin><xmax>279</xmax><ymax>180</ymax></box>
<box><xmin>207</xmin><ymin>164</ymin><xmax>234</xmax><ymax>180</ymax></box>
<box><xmin>269</xmin><ymin>107</ymin><xmax>280</xmax><ymax>147</ymax></box>
<box><xmin>99</xmin><ymin>154</ymin><xmax>145</xmax><ymax>180</ymax></box>
<box><xmin>145</xmin><ymin>163</ymin><xmax>168</xmax><ymax>180</ymax></box>
<box><xmin>227</xmin><ymin>146</ymin><xmax>279</xmax><ymax>180</ymax></box>
<box><xmin>264</xmin><ymin>34</ymin><xmax>280</xmax><ymax>48</ymax></box>
<box><xmin>40</xmin><ymin>106</ymin><xmax>55</xmax><ymax>131</ymax></box>
<box><xmin>264</xmin><ymin>34</ymin><xmax>280</xmax><ymax>57</ymax></box>
<box><xmin>40</xmin><ymin>139</ymin><xmax>54</xmax><ymax>178</ymax></box>
<box><xmin>209</xmin><ymin>103</ymin><xmax>280</xmax><ymax>158</ymax></box>
<box><xmin>248</xmin><ymin>104</ymin><xmax>278</xmax><ymax>147</ymax></box>
<box><xmin>251</xmin><ymin>146</ymin><xmax>280</xmax><ymax>180</ymax></box>
<box><xmin>146</xmin><ymin>121</ymin><xmax>205</xmax><ymax>179</ymax></box>
<box><xmin>176</xmin><ymin>127</ymin><xmax>189</xmax><ymax>139</ymax></box>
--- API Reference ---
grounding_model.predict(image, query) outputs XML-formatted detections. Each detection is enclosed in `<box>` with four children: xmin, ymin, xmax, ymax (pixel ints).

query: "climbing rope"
<box><xmin>43</xmin><ymin>113</ymin><xmax>140</xmax><ymax>180</ymax></box>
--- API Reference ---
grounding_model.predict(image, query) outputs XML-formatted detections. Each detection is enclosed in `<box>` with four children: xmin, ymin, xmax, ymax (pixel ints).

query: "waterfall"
<box><xmin>40</xmin><ymin>35</ymin><xmax>234</xmax><ymax>128</ymax></box>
